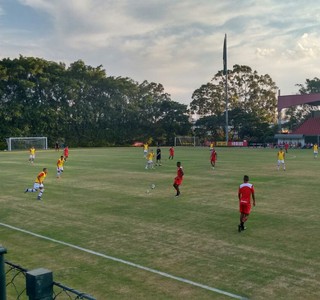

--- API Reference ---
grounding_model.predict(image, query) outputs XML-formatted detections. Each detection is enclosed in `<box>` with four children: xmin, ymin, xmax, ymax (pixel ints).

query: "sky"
<box><xmin>0</xmin><ymin>0</ymin><xmax>320</xmax><ymax>105</ymax></box>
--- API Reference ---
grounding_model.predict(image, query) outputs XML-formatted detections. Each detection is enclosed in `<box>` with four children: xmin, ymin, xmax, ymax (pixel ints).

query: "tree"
<box><xmin>154</xmin><ymin>100</ymin><xmax>191</xmax><ymax>145</ymax></box>
<box><xmin>0</xmin><ymin>56</ymin><xmax>68</xmax><ymax>141</ymax></box>
<box><xmin>0</xmin><ymin>56</ymin><xmax>191</xmax><ymax>147</ymax></box>
<box><xmin>296</xmin><ymin>77</ymin><xmax>320</xmax><ymax>94</ymax></box>
<box><xmin>190</xmin><ymin>82</ymin><xmax>225</xmax><ymax>116</ymax></box>
<box><xmin>190</xmin><ymin>64</ymin><xmax>278</xmax><ymax>141</ymax></box>
<box><xmin>194</xmin><ymin>115</ymin><xmax>224</xmax><ymax>142</ymax></box>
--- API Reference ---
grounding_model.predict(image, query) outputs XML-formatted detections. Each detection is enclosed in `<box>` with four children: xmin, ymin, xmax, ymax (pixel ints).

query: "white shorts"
<box><xmin>29</xmin><ymin>155</ymin><xmax>35</xmax><ymax>159</ymax></box>
<box><xmin>278</xmin><ymin>159</ymin><xmax>285</xmax><ymax>164</ymax></box>
<box><xmin>33</xmin><ymin>183</ymin><xmax>44</xmax><ymax>190</ymax></box>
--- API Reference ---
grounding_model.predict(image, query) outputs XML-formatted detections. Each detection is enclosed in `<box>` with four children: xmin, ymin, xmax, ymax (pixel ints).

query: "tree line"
<box><xmin>0</xmin><ymin>56</ymin><xmax>191</xmax><ymax>148</ymax></box>
<box><xmin>0</xmin><ymin>55</ymin><xmax>319</xmax><ymax>149</ymax></box>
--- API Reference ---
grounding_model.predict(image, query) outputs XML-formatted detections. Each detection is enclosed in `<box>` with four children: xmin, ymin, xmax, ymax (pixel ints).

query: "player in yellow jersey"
<box><xmin>143</xmin><ymin>143</ymin><xmax>149</xmax><ymax>158</ymax></box>
<box><xmin>56</xmin><ymin>155</ymin><xmax>65</xmax><ymax>179</ymax></box>
<box><xmin>25</xmin><ymin>168</ymin><xmax>48</xmax><ymax>200</ymax></box>
<box><xmin>313</xmin><ymin>143</ymin><xmax>318</xmax><ymax>159</ymax></box>
<box><xmin>145</xmin><ymin>150</ymin><xmax>155</xmax><ymax>169</ymax></box>
<box><xmin>277</xmin><ymin>148</ymin><xmax>285</xmax><ymax>171</ymax></box>
<box><xmin>29</xmin><ymin>146</ymin><xmax>36</xmax><ymax>164</ymax></box>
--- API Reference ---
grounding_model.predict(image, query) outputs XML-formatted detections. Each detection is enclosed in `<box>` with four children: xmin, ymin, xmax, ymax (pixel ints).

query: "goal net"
<box><xmin>6</xmin><ymin>137</ymin><xmax>48</xmax><ymax>151</ymax></box>
<box><xmin>174</xmin><ymin>136</ymin><xmax>200</xmax><ymax>147</ymax></box>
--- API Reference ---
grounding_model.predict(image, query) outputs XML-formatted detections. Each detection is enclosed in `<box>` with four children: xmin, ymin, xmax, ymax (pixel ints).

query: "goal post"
<box><xmin>174</xmin><ymin>136</ymin><xmax>200</xmax><ymax>147</ymax></box>
<box><xmin>6</xmin><ymin>137</ymin><xmax>48</xmax><ymax>151</ymax></box>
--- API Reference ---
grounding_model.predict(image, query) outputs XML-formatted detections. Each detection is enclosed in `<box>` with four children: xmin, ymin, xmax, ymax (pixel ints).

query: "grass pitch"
<box><xmin>1</xmin><ymin>147</ymin><xmax>320</xmax><ymax>299</ymax></box>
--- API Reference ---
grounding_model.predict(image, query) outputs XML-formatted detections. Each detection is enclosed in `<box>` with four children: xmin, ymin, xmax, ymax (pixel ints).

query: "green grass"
<box><xmin>1</xmin><ymin>147</ymin><xmax>320</xmax><ymax>299</ymax></box>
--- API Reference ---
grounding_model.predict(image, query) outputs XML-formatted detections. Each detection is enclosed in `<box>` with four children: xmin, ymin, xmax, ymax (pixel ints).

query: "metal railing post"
<box><xmin>0</xmin><ymin>246</ymin><xmax>7</xmax><ymax>300</ymax></box>
<box><xmin>26</xmin><ymin>268</ymin><xmax>53</xmax><ymax>300</ymax></box>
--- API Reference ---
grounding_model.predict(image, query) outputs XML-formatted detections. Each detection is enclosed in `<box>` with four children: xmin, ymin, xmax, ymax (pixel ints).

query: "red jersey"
<box><xmin>64</xmin><ymin>147</ymin><xmax>69</xmax><ymax>156</ymax></box>
<box><xmin>169</xmin><ymin>147</ymin><xmax>174</xmax><ymax>155</ymax></box>
<box><xmin>238</xmin><ymin>183</ymin><xmax>254</xmax><ymax>205</ymax></box>
<box><xmin>210</xmin><ymin>151</ymin><xmax>217</xmax><ymax>161</ymax></box>
<box><xmin>174</xmin><ymin>166</ymin><xmax>184</xmax><ymax>186</ymax></box>
<box><xmin>177</xmin><ymin>166</ymin><xmax>183</xmax><ymax>179</ymax></box>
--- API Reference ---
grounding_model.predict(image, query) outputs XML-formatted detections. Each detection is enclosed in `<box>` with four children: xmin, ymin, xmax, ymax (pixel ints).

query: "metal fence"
<box><xmin>5</xmin><ymin>261</ymin><xmax>27</xmax><ymax>299</ymax></box>
<box><xmin>1</xmin><ymin>247</ymin><xmax>96</xmax><ymax>300</ymax></box>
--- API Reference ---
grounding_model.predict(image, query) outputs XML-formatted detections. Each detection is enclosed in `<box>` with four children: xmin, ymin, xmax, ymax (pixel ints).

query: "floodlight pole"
<box><xmin>225</xmin><ymin>69</ymin><xmax>228</xmax><ymax>144</ymax></box>
<box><xmin>224</xmin><ymin>34</ymin><xmax>228</xmax><ymax>144</ymax></box>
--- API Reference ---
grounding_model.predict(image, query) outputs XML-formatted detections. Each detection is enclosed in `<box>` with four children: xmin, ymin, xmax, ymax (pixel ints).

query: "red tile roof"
<box><xmin>292</xmin><ymin>117</ymin><xmax>320</xmax><ymax>135</ymax></box>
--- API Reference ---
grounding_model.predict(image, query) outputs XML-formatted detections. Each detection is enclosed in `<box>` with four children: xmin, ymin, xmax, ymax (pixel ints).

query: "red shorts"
<box><xmin>240</xmin><ymin>203</ymin><xmax>251</xmax><ymax>215</ymax></box>
<box><xmin>174</xmin><ymin>177</ymin><xmax>183</xmax><ymax>186</ymax></box>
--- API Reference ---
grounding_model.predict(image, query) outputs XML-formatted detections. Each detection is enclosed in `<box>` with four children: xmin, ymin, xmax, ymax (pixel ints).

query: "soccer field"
<box><xmin>1</xmin><ymin>147</ymin><xmax>319</xmax><ymax>299</ymax></box>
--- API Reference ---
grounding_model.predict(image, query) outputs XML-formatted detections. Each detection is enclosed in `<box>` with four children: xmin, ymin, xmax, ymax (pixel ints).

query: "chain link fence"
<box><xmin>2</xmin><ymin>251</ymin><xmax>96</xmax><ymax>300</ymax></box>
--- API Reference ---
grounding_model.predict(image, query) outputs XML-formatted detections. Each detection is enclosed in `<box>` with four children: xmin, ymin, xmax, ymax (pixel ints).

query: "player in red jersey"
<box><xmin>169</xmin><ymin>146</ymin><xmax>174</xmax><ymax>160</ymax></box>
<box><xmin>173</xmin><ymin>161</ymin><xmax>184</xmax><ymax>197</ymax></box>
<box><xmin>63</xmin><ymin>145</ymin><xmax>69</xmax><ymax>162</ymax></box>
<box><xmin>210</xmin><ymin>149</ymin><xmax>217</xmax><ymax>169</ymax></box>
<box><xmin>238</xmin><ymin>175</ymin><xmax>255</xmax><ymax>232</ymax></box>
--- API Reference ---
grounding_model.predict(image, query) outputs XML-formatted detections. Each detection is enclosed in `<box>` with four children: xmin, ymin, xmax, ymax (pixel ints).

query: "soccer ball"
<box><xmin>151</xmin><ymin>184</ymin><xmax>156</xmax><ymax>189</ymax></box>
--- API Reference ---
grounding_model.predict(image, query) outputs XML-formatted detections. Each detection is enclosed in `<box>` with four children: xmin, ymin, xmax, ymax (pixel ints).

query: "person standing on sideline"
<box><xmin>156</xmin><ymin>146</ymin><xmax>162</xmax><ymax>166</ymax></box>
<box><xmin>210</xmin><ymin>149</ymin><xmax>217</xmax><ymax>169</ymax></box>
<box><xmin>313</xmin><ymin>143</ymin><xmax>318</xmax><ymax>158</ymax></box>
<box><xmin>145</xmin><ymin>149</ymin><xmax>155</xmax><ymax>169</ymax></box>
<box><xmin>169</xmin><ymin>146</ymin><xmax>174</xmax><ymax>160</ymax></box>
<box><xmin>56</xmin><ymin>155</ymin><xmax>65</xmax><ymax>179</ymax></box>
<box><xmin>29</xmin><ymin>146</ymin><xmax>36</xmax><ymax>164</ymax></box>
<box><xmin>64</xmin><ymin>145</ymin><xmax>69</xmax><ymax>162</ymax></box>
<box><xmin>284</xmin><ymin>142</ymin><xmax>289</xmax><ymax>153</ymax></box>
<box><xmin>238</xmin><ymin>175</ymin><xmax>255</xmax><ymax>232</ymax></box>
<box><xmin>25</xmin><ymin>168</ymin><xmax>48</xmax><ymax>200</ymax></box>
<box><xmin>277</xmin><ymin>148</ymin><xmax>286</xmax><ymax>171</ymax></box>
<box><xmin>173</xmin><ymin>161</ymin><xmax>184</xmax><ymax>197</ymax></box>
<box><xmin>55</xmin><ymin>141</ymin><xmax>59</xmax><ymax>151</ymax></box>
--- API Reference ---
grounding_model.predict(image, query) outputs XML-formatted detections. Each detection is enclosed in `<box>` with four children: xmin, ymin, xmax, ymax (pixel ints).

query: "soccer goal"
<box><xmin>6</xmin><ymin>137</ymin><xmax>48</xmax><ymax>151</ymax></box>
<box><xmin>174</xmin><ymin>136</ymin><xmax>200</xmax><ymax>147</ymax></box>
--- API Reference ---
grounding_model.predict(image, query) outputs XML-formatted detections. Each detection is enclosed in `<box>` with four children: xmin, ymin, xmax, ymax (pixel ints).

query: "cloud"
<box><xmin>1</xmin><ymin>0</ymin><xmax>320</xmax><ymax>102</ymax></box>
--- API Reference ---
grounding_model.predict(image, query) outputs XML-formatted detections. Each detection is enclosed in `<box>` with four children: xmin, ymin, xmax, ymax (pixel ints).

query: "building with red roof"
<box><xmin>275</xmin><ymin>93</ymin><xmax>320</xmax><ymax>146</ymax></box>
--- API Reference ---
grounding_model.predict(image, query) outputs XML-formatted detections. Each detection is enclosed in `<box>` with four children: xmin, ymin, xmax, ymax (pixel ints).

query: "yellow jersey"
<box><xmin>57</xmin><ymin>158</ymin><xmax>64</xmax><ymax>168</ymax></box>
<box><xmin>30</xmin><ymin>147</ymin><xmax>35</xmax><ymax>155</ymax></box>
<box><xmin>277</xmin><ymin>150</ymin><xmax>285</xmax><ymax>160</ymax></box>
<box><xmin>35</xmin><ymin>171</ymin><xmax>46</xmax><ymax>184</ymax></box>
<box><xmin>146</xmin><ymin>152</ymin><xmax>154</xmax><ymax>161</ymax></box>
<box><xmin>313</xmin><ymin>144</ymin><xmax>318</xmax><ymax>151</ymax></box>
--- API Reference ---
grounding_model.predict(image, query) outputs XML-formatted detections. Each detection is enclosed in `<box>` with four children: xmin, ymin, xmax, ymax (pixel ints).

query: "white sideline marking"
<box><xmin>0</xmin><ymin>222</ymin><xmax>248</xmax><ymax>300</ymax></box>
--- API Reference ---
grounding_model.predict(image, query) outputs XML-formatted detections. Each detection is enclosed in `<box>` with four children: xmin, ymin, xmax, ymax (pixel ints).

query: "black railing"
<box><xmin>1</xmin><ymin>247</ymin><xmax>96</xmax><ymax>300</ymax></box>
<box><xmin>5</xmin><ymin>261</ymin><xmax>27</xmax><ymax>299</ymax></box>
<box><xmin>53</xmin><ymin>282</ymin><xmax>96</xmax><ymax>300</ymax></box>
